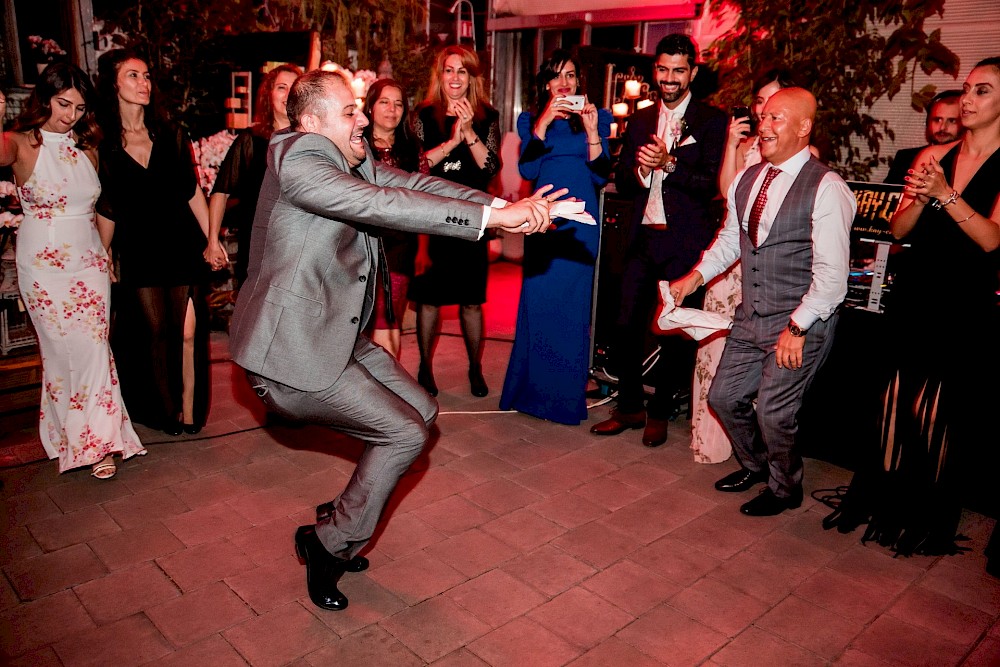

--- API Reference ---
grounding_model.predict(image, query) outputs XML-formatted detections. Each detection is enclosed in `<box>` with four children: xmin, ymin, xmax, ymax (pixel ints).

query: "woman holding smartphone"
<box><xmin>499</xmin><ymin>49</ymin><xmax>611</xmax><ymax>424</ymax></box>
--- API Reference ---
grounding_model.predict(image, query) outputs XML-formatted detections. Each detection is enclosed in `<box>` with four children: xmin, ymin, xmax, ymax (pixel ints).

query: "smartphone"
<box><xmin>562</xmin><ymin>95</ymin><xmax>586</xmax><ymax>111</ymax></box>
<box><xmin>731</xmin><ymin>105</ymin><xmax>756</xmax><ymax>135</ymax></box>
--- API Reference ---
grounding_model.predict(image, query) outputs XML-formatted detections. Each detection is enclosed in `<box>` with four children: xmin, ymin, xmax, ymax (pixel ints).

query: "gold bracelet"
<box><xmin>955</xmin><ymin>212</ymin><xmax>975</xmax><ymax>224</ymax></box>
<box><xmin>466</xmin><ymin>136</ymin><xmax>479</xmax><ymax>147</ymax></box>
<box><xmin>587</xmin><ymin>140</ymin><xmax>602</xmax><ymax>145</ymax></box>
<box><xmin>441</xmin><ymin>144</ymin><xmax>450</xmax><ymax>157</ymax></box>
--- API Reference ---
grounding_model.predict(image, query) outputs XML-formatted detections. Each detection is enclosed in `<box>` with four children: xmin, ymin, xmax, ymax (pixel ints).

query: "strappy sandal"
<box><xmin>91</xmin><ymin>455</ymin><xmax>116</xmax><ymax>480</ymax></box>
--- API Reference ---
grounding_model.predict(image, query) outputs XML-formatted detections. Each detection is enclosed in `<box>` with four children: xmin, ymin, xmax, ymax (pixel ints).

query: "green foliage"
<box><xmin>94</xmin><ymin>0</ymin><xmax>430</xmax><ymax>137</ymax></box>
<box><xmin>706</xmin><ymin>0</ymin><xmax>960</xmax><ymax>180</ymax></box>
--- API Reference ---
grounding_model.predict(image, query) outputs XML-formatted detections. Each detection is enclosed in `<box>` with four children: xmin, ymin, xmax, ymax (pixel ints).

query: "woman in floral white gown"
<box><xmin>0</xmin><ymin>63</ymin><xmax>144</xmax><ymax>478</ymax></box>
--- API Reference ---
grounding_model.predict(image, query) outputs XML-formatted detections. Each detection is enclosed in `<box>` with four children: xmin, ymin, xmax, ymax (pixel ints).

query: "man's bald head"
<box><xmin>758</xmin><ymin>87</ymin><xmax>816</xmax><ymax>164</ymax></box>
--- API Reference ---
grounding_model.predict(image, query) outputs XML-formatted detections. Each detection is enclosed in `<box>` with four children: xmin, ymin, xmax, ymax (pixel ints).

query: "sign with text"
<box><xmin>845</xmin><ymin>181</ymin><xmax>906</xmax><ymax>313</ymax></box>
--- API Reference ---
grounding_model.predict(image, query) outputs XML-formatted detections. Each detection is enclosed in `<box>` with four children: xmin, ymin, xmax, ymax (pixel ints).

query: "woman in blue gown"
<box><xmin>500</xmin><ymin>50</ymin><xmax>612</xmax><ymax>424</ymax></box>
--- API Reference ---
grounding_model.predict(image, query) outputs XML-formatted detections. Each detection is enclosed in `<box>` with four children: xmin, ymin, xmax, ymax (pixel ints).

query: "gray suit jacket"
<box><xmin>229</xmin><ymin>129</ymin><xmax>494</xmax><ymax>391</ymax></box>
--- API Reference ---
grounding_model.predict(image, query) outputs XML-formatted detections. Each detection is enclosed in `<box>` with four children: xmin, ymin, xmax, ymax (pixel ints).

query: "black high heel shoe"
<box><xmin>469</xmin><ymin>364</ymin><xmax>489</xmax><ymax>398</ymax></box>
<box><xmin>417</xmin><ymin>364</ymin><xmax>438</xmax><ymax>397</ymax></box>
<box><xmin>163</xmin><ymin>420</ymin><xmax>183</xmax><ymax>436</ymax></box>
<box><xmin>182</xmin><ymin>423</ymin><xmax>202</xmax><ymax>435</ymax></box>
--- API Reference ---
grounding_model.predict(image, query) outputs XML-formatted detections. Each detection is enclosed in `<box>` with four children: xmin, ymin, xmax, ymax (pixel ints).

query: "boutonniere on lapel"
<box><xmin>667</xmin><ymin>118</ymin><xmax>688</xmax><ymax>151</ymax></box>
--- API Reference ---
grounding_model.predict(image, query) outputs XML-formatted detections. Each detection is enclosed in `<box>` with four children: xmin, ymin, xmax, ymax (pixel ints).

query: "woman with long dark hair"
<box><xmin>828</xmin><ymin>58</ymin><xmax>1000</xmax><ymax>556</ymax></box>
<box><xmin>1</xmin><ymin>63</ymin><xmax>144</xmax><ymax>478</ymax></box>
<box><xmin>204</xmin><ymin>63</ymin><xmax>302</xmax><ymax>286</ymax></box>
<box><xmin>362</xmin><ymin>78</ymin><xmax>426</xmax><ymax>358</ymax></box>
<box><xmin>95</xmin><ymin>47</ymin><xmax>211</xmax><ymax>436</ymax></box>
<box><xmin>499</xmin><ymin>49</ymin><xmax>611</xmax><ymax>424</ymax></box>
<box><xmin>408</xmin><ymin>45</ymin><xmax>502</xmax><ymax>397</ymax></box>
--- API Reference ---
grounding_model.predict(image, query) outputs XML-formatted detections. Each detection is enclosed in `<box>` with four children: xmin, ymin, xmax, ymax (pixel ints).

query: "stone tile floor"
<box><xmin>2</xmin><ymin>263</ymin><xmax>1000</xmax><ymax>666</ymax></box>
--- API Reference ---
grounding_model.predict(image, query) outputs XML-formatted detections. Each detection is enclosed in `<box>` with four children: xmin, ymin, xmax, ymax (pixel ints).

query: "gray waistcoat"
<box><xmin>735</xmin><ymin>158</ymin><xmax>832</xmax><ymax>317</ymax></box>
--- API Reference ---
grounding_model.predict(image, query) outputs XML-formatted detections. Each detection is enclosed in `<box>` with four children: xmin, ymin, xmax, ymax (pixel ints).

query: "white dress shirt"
<box><xmin>695</xmin><ymin>146</ymin><xmax>856</xmax><ymax>329</ymax></box>
<box><xmin>639</xmin><ymin>93</ymin><xmax>693</xmax><ymax>226</ymax></box>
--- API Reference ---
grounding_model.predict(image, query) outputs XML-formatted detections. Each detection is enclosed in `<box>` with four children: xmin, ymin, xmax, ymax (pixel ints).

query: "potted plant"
<box><xmin>28</xmin><ymin>35</ymin><xmax>67</xmax><ymax>74</ymax></box>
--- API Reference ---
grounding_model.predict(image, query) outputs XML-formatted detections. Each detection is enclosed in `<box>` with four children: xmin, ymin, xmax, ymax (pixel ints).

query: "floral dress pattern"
<box><xmin>689</xmin><ymin>141</ymin><xmax>761</xmax><ymax>463</ymax></box>
<box><xmin>15</xmin><ymin>130</ymin><xmax>144</xmax><ymax>472</ymax></box>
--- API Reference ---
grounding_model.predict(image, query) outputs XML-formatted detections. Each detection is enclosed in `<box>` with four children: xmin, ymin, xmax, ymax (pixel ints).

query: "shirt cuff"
<box><xmin>790</xmin><ymin>308</ymin><xmax>818</xmax><ymax>331</ymax></box>
<box><xmin>480</xmin><ymin>199</ymin><xmax>507</xmax><ymax>240</ymax></box>
<box><xmin>637</xmin><ymin>167</ymin><xmax>652</xmax><ymax>188</ymax></box>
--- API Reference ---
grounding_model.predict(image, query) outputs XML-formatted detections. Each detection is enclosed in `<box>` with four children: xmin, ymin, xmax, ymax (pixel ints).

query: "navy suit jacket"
<box><xmin>884</xmin><ymin>145</ymin><xmax>925</xmax><ymax>185</ymax></box>
<box><xmin>614</xmin><ymin>97</ymin><xmax>727</xmax><ymax>264</ymax></box>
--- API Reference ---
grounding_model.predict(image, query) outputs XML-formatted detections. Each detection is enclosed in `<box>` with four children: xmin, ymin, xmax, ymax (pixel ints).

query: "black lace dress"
<box><xmin>406</xmin><ymin>104</ymin><xmax>501</xmax><ymax>306</ymax></box>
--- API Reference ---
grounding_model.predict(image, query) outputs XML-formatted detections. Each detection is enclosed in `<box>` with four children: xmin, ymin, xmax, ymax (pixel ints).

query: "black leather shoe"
<box><xmin>642</xmin><ymin>417</ymin><xmax>669</xmax><ymax>447</ymax></box>
<box><xmin>294</xmin><ymin>525</ymin><xmax>349</xmax><ymax>611</ymax></box>
<box><xmin>163</xmin><ymin>420</ymin><xmax>183</xmax><ymax>436</ymax></box>
<box><xmin>740</xmin><ymin>488</ymin><xmax>803</xmax><ymax>516</ymax></box>
<box><xmin>469</xmin><ymin>365</ymin><xmax>489</xmax><ymax>397</ymax></box>
<box><xmin>417</xmin><ymin>364</ymin><xmax>438</xmax><ymax>397</ymax></box>
<box><xmin>590</xmin><ymin>409</ymin><xmax>646</xmax><ymax>436</ymax></box>
<box><xmin>714</xmin><ymin>467</ymin><xmax>768</xmax><ymax>493</ymax></box>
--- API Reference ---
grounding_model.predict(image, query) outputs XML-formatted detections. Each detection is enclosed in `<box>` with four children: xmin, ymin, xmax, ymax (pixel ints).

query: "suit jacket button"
<box><xmin>351</xmin><ymin>316</ymin><xmax>359</xmax><ymax>324</ymax></box>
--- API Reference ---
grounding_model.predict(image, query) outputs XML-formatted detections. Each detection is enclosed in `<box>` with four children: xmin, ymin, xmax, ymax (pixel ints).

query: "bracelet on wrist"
<box><xmin>440</xmin><ymin>144</ymin><xmax>450</xmax><ymax>157</ymax></box>
<box><xmin>466</xmin><ymin>136</ymin><xmax>480</xmax><ymax>147</ymax></box>
<box><xmin>955</xmin><ymin>211</ymin><xmax>975</xmax><ymax>224</ymax></box>
<box><xmin>931</xmin><ymin>190</ymin><xmax>959</xmax><ymax>210</ymax></box>
<box><xmin>587</xmin><ymin>139</ymin><xmax>602</xmax><ymax>146</ymax></box>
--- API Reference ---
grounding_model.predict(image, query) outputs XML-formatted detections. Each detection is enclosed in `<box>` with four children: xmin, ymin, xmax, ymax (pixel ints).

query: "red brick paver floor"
<box><xmin>2</xmin><ymin>262</ymin><xmax>999</xmax><ymax>665</ymax></box>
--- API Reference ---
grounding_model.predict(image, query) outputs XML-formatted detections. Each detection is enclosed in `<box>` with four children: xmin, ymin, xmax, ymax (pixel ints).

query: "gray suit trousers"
<box><xmin>246</xmin><ymin>336</ymin><xmax>437</xmax><ymax>559</ymax></box>
<box><xmin>708</xmin><ymin>309</ymin><xmax>837</xmax><ymax>498</ymax></box>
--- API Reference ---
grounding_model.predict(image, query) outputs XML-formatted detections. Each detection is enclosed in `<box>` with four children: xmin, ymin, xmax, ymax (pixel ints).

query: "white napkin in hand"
<box><xmin>550</xmin><ymin>200</ymin><xmax>596</xmax><ymax>225</ymax></box>
<box><xmin>655</xmin><ymin>281</ymin><xmax>733</xmax><ymax>341</ymax></box>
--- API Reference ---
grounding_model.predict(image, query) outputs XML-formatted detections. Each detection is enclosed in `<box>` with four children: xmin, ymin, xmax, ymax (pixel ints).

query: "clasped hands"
<box><xmin>488</xmin><ymin>184</ymin><xmax>570</xmax><ymax>234</ymax></box>
<box><xmin>904</xmin><ymin>154</ymin><xmax>951</xmax><ymax>204</ymax></box>
<box><xmin>637</xmin><ymin>135</ymin><xmax>675</xmax><ymax>178</ymax></box>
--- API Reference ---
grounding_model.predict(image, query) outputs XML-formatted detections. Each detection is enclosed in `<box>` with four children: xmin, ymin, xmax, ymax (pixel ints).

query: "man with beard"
<box><xmin>590</xmin><ymin>34</ymin><xmax>727</xmax><ymax>447</ymax></box>
<box><xmin>229</xmin><ymin>70</ymin><xmax>559</xmax><ymax>611</ymax></box>
<box><xmin>884</xmin><ymin>89</ymin><xmax>964</xmax><ymax>184</ymax></box>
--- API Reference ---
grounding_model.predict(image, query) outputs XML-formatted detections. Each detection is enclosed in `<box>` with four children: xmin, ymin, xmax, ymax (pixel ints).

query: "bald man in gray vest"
<box><xmin>671</xmin><ymin>88</ymin><xmax>856</xmax><ymax>516</ymax></box>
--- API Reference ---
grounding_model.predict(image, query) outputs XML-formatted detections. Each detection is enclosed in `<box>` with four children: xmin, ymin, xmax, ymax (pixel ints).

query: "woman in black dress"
<box><xmin>205</xmin><ymin>63</ymin><xmax>302</xmax><ymax>286</ymax></box>
<box><xmin>362</xmin><ymin>78</ymin><xmax>426</xmax><ymax>359</ymax></box>
<box><xmin>408</xmin><ymin>45</ymin><xmax>502</xmax><ymax>397</ymax></box>
<box><xmin>96</xmin><ymin>48</ymin><xmax>211</xmax><ymax>436</ymax></box>
<box><xmin>828</xmin><ymin>57</ymin><xmax>1000</xmax><ymax>557</ymax></box>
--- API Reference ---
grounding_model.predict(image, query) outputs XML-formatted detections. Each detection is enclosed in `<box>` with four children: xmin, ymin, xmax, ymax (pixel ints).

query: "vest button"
<box><xmin>359</xmin><ymin>275</ymin><xmax>366</xmax><ymax>282</ymax></box>
<box><xmin>351</xmin><ymin>316</ymin><xmax>359</xmax><ymax>324</ymax></box>
<box><xmin>753</xmin><ymin>283</ymin><xmax>760</xmax><ymax>287</ymax></box>
<box><xmin>751</xmin><ymin>268</ymin><xmax>757</xmax><ymax>272</ymax></box>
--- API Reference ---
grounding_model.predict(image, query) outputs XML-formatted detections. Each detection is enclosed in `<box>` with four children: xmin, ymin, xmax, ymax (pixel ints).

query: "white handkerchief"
<box><xmin>678</xmin><ymin>135</ymin><xmax>697</xmax><ymax>148</ymax></box>
<box><xmin>550</xmin><ymin>199</ymin><xmax>596</xmax><ymax>225</ymax></box>
<box><xmin>655</xmin><ymin>281</ymin><xmax>733</xmax><ymax>341</ymax></box>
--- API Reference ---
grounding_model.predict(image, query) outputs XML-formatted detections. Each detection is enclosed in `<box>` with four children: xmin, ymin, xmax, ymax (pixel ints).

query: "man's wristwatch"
<box><xmin>663</xmin><ymin>155</ymin><xmax>677</xmax><ymax>173</ymax></box>
<box><xmin>787</xmin><ymin>321</ymin><xmax>806</xmax><ymax>337</ymax></box>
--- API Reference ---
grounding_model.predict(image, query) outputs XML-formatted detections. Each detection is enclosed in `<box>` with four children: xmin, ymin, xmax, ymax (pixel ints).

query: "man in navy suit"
<box><xmin>591</xmin><ymin>34</ymin><xmax>727</xmax><ymax>447</ymax></box>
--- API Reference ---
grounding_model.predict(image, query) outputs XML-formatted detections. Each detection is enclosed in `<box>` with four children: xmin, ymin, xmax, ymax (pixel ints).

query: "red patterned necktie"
<box><xmin>748</xmin><ymin>166</ymin><xmax>781</xmax><ymax>247</ymax></box>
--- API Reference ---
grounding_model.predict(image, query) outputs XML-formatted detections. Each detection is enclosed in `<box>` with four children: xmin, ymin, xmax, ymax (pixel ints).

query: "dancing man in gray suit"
<box><xmin>229</xmin><ymin>69</ymin><xmax>560</xmax><ymax>610</ymax></box>
<box><xmin>670</xmin><ymin>88</ymin><xmax>855</xmax><ymax>516</ymax></box>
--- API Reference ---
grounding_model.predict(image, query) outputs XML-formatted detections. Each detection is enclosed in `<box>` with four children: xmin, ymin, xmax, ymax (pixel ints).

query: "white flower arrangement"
<box><xmin>191</xmin><ymin>130</ymin><xmax>237</xmax><ymax>194</ymax></box>
<box><xmin>28</xmin><ymin>35</ymin><xmax>66</xmax><ymax>63</ymax></box>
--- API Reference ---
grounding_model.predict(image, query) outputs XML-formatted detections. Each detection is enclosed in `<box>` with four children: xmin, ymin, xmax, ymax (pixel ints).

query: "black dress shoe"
<box><xmin>294</xmin><ymin>525</ymin><xmax>349</xmax><ymax>611</ymax></box>
<box><xmin>714</xmin><ymin>467</ymin><xmax>768</xmax><ymax>493</ymax></box>
<box><xmin>642</xmin><ymin>417</ymin><xmax>669</xmax><ymax>447</ymax></box>
<box><xmin>740</xmin><ymin>488</ymin><xmax>803</xmax><ymax>516</ymax></box>
<box><xmin>163</xmin><ymin>420</ymin><xmax>183</xmax><ymax>436</ymax></box>
<box><xmin>417</xmin><ymin>364</ymin><xmax>438</xmax><ymax>397</ymax></box>
<box><xmin>469</xmin><ymin>365</ymin><xmax>489</xmax><ymax>397</ymax></box>
<box><xmin>590</xmin><ymin>409</ymin><xmax>646</xmax><ymax>436</ymax></box>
